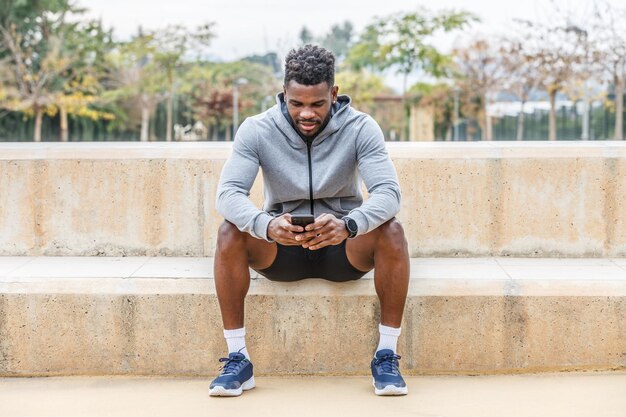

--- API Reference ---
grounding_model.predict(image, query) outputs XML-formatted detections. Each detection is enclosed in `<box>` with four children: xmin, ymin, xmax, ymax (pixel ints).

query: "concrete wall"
<box><xmin>1</xmin><ymin>142</ymin><xmax>625</xmax><ymax>257</ymax></box>
<box><xmin>2</xmin><ymin>277</ymin><xmax>624</xmax><ymax>376</ymax></box>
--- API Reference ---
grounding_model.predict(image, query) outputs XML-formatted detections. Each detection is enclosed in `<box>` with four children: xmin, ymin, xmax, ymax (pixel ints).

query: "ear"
<box><xmin>331</xmin><ymin>86</ymin><xmax>339</xmax><ymax>103</ymax></box>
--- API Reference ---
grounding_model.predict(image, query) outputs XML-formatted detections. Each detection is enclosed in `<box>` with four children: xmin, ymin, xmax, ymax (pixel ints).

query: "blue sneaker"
<box><xmin>371</xmin><ymin>349</ymin><xmax>408</xmax><ymax>396</ymax></box>
<box><xmin>209</xmin><ymin>352</ymin><xmax>255</xmax><ymax>397</ymax></box>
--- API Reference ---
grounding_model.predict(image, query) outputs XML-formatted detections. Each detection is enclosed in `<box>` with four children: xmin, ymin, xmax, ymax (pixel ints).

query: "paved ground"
<box><xmin>1</xmin><ymin>372</ymin><xmax>625</xmax><ymax>417</ymax></box>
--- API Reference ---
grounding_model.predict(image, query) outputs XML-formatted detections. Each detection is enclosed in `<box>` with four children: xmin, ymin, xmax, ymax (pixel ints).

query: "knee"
<box><xmin>217</xmin><ymin>220</ymin><xmax>246</xmax><ymax>249</ymax></box>
<box><xmin>377</xmin><ymin>218</ymin><xmax>408</xmax><ymax>253</ymax></box>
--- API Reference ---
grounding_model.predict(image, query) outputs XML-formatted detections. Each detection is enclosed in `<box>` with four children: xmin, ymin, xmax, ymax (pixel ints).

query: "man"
<box><xmin>210</xmin><ymin>44</ymin><xmax>410</xmax><ymax>397</ymax></box>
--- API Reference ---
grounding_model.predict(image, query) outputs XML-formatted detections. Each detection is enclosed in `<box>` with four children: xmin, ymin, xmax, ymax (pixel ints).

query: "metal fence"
<box><xmin>1</xmin><ymin>100</ymin><xmax>624</xmax><ymax>142</ymax></box>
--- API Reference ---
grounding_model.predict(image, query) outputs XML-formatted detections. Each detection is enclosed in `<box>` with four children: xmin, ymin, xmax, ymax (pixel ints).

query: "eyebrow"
<box><xmin>288</xmin><ymin>99</ymin><xmax>327</xmax><ymax>105</ymax></box>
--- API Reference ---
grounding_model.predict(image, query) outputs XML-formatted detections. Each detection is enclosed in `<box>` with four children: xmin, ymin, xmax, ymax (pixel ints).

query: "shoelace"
<box><xmin>374</xmin><ymin>353</ymin><xmax>401</xmax><ymax>375</ymax></box>
<box><xmin>218</xmin><ymin>356</ymin><xmax>246</xmax><ymax>375</ymax></box>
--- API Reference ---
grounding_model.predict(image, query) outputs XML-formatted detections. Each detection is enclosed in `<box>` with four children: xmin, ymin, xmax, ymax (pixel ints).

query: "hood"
<box><xmin>269</xmin><ymin>92</ymin><xmax>352</xmax><ymax>149</ymax></box>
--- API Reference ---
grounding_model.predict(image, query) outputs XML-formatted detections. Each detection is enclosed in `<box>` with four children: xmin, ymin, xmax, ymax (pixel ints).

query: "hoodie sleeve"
<box><xmin>215</xmin><ymin>119</ymin><xmax>274</xmax><ymax>241</ymax></box>
<box><xmin>347</xmin><ymin>116</ymin><xmax>401</xmax><ymax>236</ymax></box>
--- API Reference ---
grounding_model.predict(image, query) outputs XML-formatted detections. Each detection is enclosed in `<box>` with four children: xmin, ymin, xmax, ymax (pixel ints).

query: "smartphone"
<box><xmin>291</xmin><ymin>214</ymin><xmax>315</xmax><ymax>227</ymax></box>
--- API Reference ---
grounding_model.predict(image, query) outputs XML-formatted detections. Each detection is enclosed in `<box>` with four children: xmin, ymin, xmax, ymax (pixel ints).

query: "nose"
<box><xmin>300</xmin><ymin>107</ymin><xmax>315</xmax><ymax>119</ymax></box>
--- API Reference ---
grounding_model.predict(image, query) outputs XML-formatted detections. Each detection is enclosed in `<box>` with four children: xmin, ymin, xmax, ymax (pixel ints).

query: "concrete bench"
<box><xmin>1</xmin><ymin>256</ymin><xmax>625</xmax><ymax>376</ymax></box>
<box><xmin>2</xmin><ymin>142</ymin><xmax>626</xmax><ymax>258</ymax></box>
<box><xmin>1</xmin><ymin>142</ymin><xmax>625</xmax><ymax>377</ymax></box>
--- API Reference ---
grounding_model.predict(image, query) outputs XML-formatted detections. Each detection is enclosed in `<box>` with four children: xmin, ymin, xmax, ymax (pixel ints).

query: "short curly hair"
<box><xmin>284</xmin><ymin>44</ymin><xmax>335</xmax><ymax>88</ymax></box>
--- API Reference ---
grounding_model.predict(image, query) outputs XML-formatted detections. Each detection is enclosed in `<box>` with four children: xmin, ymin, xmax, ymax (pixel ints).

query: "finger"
<box><xmin>285</xmin><ymin>223</ymin><xmax>304</xmax><ymax>233</ymax></box>
<box><xmin>281</xmin><ymin>230</ymin><xmax>302</xmax><ymax>240</ymax></box>
<box><xmin>302</xmin><ymin>220</ymin><xmax>340</xmax><ymax>243</ymax></box>
<box><xmin>305</xmin><ymin>221</ymin><xmax>337</xmax><ymax>239</ymax></box>
<box><xmin>294</xmin><ymin>233</ymin><xmax>314</xmax><ymax>243</ymax></box>
<box><xmin>305</xmin><ymin>213</ymin><xmax>333</xmax><ymax>232</ymax></box>
<box><xmin>295</xmin><ymin>230</ymin><xmax>318</xmax><ymax>241</ymax></box>
<box><xmin>278</xmin><ymin>234</ymin><xmax>302</xmax><ymax>245</ymax></box>
<box><xmin>280</xmin><ymin>239</ymin><xmax>302</xmax><ymax>246</ymax></box>
<box><xmin>302</xmin><ymin>232</ymin><xmax>330</xmax><ymax>249</ymax></box>
<box><xmin>307</xmin><ymin>237</ymin><xmax>338</xmax><ymax>250</ymax></box>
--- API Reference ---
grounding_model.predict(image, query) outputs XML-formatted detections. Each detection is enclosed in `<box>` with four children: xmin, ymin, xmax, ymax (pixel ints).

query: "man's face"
<box><xmin>283</xmin><ymin>80</ymin><xmax>339</xmax><ymax>138</ymax></box>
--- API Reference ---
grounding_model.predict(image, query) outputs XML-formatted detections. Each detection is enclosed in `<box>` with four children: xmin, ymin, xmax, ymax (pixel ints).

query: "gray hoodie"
<box><xmin>216</xmin><ymin>93</ymin><xmax>401</xmax><ymax>242</ymax></box>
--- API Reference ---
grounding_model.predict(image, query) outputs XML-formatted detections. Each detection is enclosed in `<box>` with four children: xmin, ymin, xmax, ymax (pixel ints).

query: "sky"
<box><xmin>78</xmin><ymin>0</ymin><xmax>563</xmax><ymax>59</ymax></box>
<box><xmin>77</xmin><ymin>0</ymin><xmax>622</xmax><ymax>91</ymax></box>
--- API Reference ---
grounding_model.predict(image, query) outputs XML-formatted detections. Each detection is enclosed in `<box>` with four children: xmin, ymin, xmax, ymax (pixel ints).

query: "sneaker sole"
<box><xmin>372</xmin><ymin>378</ymin><xmax>408</xmax><ymax>396</ymax></box>
<box><xmin>209</xmin><ymin>376</ymin><xmax>255</xmax><ymax>397</ymax></box>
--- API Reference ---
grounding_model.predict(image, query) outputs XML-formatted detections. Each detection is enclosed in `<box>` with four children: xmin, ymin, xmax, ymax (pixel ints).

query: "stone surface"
<box><xmin>1</xmin><ymin>142</ymin><xmax>626</xmax><ymax>257</ymax></box>
<box><xmin>1</xmin><ymin>256</ymin><xmax>625</xmax><ymax>376</ymax></box>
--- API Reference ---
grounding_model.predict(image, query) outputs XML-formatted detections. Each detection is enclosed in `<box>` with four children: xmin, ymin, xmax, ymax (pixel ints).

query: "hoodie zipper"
<box><xmin>306</xmin><ymin>138</ymin><xmax>314</xmax><ymax>215</ymax></box>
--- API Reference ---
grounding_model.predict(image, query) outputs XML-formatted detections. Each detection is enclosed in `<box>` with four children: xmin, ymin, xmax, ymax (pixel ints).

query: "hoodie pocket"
<box><xmin>339</xmin><ymin>197</ymin><xmax>360</xmax><ymax>212</ymax></box>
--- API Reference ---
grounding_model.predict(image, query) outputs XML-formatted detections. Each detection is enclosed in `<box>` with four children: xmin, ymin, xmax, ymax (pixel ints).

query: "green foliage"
<box><xmin>346</xmin><ymin>8</ymin><xmax>478</xmax><ymax>84</ymax></box>
<box><xmin>335</xmin><ymin>70</ymin><xmax>391</xmax><ymax>112</ymax></box>
<box><xmin>409</xmin><ymin>82</ymin><xmax>456</xmax><ymax>138</ymax></box>
<box><xmin>243</xmin><ymin>52</ymin><xmax>281</xmax><ymax>76</ymax></box>
<box><xmin>320</xmin><ymin>21</ymin><xmax>354</xmax><ymax>61</ymax></box>
<box><xmin>181</xmin><ymin>60</ymin><xmax>279</xmax><ymax>130</ymax></box>
<box><xmin>299</xmin><ymin>26</ymin><xmax>314</xmax><ymax>45</ymax></box>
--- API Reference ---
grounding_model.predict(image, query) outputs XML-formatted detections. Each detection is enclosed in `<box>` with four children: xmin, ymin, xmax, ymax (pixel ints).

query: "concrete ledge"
<box><xmin>1</xmin><ymin>256</ymin><xmax>625</xmax><ymax>376</ymax></box>
<box><xmin>2</xmin><ymin>142</ymin><xmax>626</xmax><ymax>257</ymax></box>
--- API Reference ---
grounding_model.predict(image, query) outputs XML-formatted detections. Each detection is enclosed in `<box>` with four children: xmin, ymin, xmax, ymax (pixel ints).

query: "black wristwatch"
<box><xmin>343</xmin><ymin>216</ymin><xmax>358</xmax><ymax>239</ymax></box>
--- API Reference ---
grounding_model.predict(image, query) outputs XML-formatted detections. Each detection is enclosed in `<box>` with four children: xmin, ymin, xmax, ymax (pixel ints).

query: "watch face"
<box><xmin>346</xmin><ymin>218</ymin><xmax>358</xmax><ymax>234</ymax></box>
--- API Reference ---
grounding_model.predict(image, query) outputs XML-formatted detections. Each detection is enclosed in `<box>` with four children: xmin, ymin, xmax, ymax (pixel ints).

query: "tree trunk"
<box><xmin>516</xmin><ymin>100</ymin><xmax>525</xmax><ymax>141</ymax></box>
<box><xmin>166</xmin><ymin>93</ymin><xmax>173</xmax><ymax>142</ymax></box>
<box><xmin>140</xmin><ymin>105</ymin><xmax>150</xmax><ymax>142</ymax></box>
<box><xmin>60</xmin><ymin>105</ymin><xmax>69</xmax><ymax>142</ymax></box>
<box><xmin>402</xmin><ymin>72</ymin><xmax>408</xmax><ymax>141</ymax></box>
<box><xmin>549</xmin><ymin>90</ymin><xmax>557</xmax><ymax>141</ymax></box>
<box><xmin>483</xmin><ymin>94</ymin><xmax>492</xmax><ymax>141</ymax></box>
<box><xmin>34</xmin><ymin>107</ymin><xmax>43</xmax><ymax>142</ymax></box>
<box><xmin>581</xmin><ymin>98</ymin><xmax>590</xmax><ymax>141</ymax></box>
<box><xmin>615</xmin><ymin>62</ymin><xmax>624</xmax><ymax>140</ymax></box>
<box><xmin>166</xmin><ymin>71</ymin><xmax>174</xmax><ymax>142</ymax></box>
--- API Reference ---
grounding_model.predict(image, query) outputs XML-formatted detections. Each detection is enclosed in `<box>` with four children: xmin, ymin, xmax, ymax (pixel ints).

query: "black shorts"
<box><xmin>256</xmin><ymin>240</ymin><xmax>369</xmax><ymax>282</ymax></box>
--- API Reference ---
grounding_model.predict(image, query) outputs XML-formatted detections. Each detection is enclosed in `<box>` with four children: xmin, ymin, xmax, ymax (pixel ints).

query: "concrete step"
<box><xmin>1</xmin><ymin>256</ymin><xmax>626</xmax><ymax>376</ymax></box>
<box><xmin>1</xmin><ymin>372</ymin><xmax>625</xmax><ymax>417</ymax></box>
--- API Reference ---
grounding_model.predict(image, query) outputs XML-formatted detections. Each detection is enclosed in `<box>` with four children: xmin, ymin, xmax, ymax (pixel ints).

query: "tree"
<box><xmin>453</xmin><ymin>38</ymin><xmax>506</xmax><ymax>141</ymax></box>
<box><xmin>516</xmin><ymin>18</ymin><xmax>587</xmax><ymax>141</ymax></box>
<box><xmin>589</xmin><ymin>0</ymin><xmax>626</xmax><ymax>140</ymax></box>
<box><xmin>320</xmin><ymin>21</ymin><xmax>354</xmax><ymax>63</ymax></box>
<box><xmin>335</xmin><ymin>70</ymin><xmax>392</xmax><ymax>113</ymax></box>
<box><xmin>299</xmin><ymin>26</ymin><xmax>313</xmax><ymax>45</ymax></box>
<box><xmin>55</xmin><ymin>19</ymin><xmax>114</xmax><ymax>141</ymax></box>
<box><xmin>499</xmin><ymin>37</ymin><xmax>543</xmax><ymax>140</ymax></box>
<box><xmin>182</xmin><ymin>61</ymin><xmax>278</xmax><ymax>140</ymax></box>
<box><xmin>346</xmin><ymin>8</ymin><xmax>478</xmax><ymax>139</ymax></box>
<box><xmin>335</xmin><ymin>70</ymin><xmax>399</xmax><ymax>137</ymax></box>
<box><xmin>153</xmin><ymin>23</ymin><xmax>214</xmax><ymax>141</ymax></box>
<box><xmin>103</xmin><ymin>31</ymin><xmax>165</xmax><ymax>141</ymax></box>
<box><xmin>409</xmin><ymin>82</ymin><xmax>456</xmax><ymax>140</ymax></box>
<box><xmin>0</xmin><ymin>0</ymin><xmax>79</xmax><ymax>141</ymax></box>
<box><xmin>561</xmin><ymin>25</ymin><xmax>605</xmax><ymax>141</ymax></box>
<box><xmin>243</xmin><ymin>52</ymin><xmax>281</xmax><ymax>76</ymax></box>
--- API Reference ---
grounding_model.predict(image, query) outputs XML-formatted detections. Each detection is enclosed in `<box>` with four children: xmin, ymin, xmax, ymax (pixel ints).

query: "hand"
<box><xmin>267</xmin><ymin>213</ymin><xmax>313</xmax><ymax>246</ymax></box>
<box><xmin>296</xmin><ymin>213</ymin><xmax>349</xmax><ymax>250</ymax></box>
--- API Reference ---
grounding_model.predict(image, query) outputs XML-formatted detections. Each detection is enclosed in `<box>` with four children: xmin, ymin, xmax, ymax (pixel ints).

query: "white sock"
<box><xmin>376</xmin><ymin>324</ymin><xmax>401</xmax><ymax>354</ymax></box>
<box><xmin>224</xmin><ymin>327</ymin><xmax>250</xmax><ymax>359</ymax></box>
